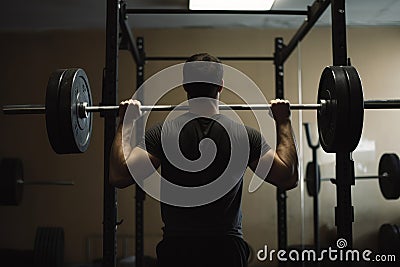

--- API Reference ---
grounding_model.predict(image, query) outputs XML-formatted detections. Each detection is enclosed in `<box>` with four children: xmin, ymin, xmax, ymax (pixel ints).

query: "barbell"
<box><xmin>305</xmin><ymin>153</ymin><xmax>400</xmax><ymax>199</ymax></box>
<box><xmin>0</xmin><ymin>158</ymin><xmax>74</xmax><ymax>206</ymax></box>
<box><xmin>2</xmin><ymin>66</ymin><xmax>400</xmax><ymax>154</ymax></box>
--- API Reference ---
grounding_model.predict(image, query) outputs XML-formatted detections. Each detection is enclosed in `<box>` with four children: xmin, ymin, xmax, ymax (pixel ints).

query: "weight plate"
<box><xmin>54</xmin><ymin>228</ymin><xmax>65</xmax><ymax>267</ymax></box>
<box><xmin>317</xmin><ymin>66</ymin><xmax>364</xmax><ymax>152</ymax></box>
<box><xmin>317</xmin><ymin>66</ymin><xmax>349</xmax><ymax>152</ymax></box>
<box><xmin>57</xmin><ymin>68</ymin><xmax>93</xmax><ymax>154</ymax></box>
<box><xmin>379</xmin><ymin>224</ymin><xmax>400</xmax><ymax>254</ymax></box>
<box><xmin>45</xmin><ymin>69</ymin><xmax>68</xmax><ymax>154</ymax></box>
<box><xmin>343</xmin><ymin>66</ymin><xmax>364</xmax><ymax>152</ymax></box>
<box><xmin>0</xmin><ymin>158</ymin><xmax>24</xmax><ymax>205</ymax></box>
<box><xmin>305</xmin><ymin>161</ymin><xmax>321</xmax><ymax>197</ymax></box>
<box><xmin>46</xmin><ymin>228</ymin><xmax>56</xmax><ymax>267</ymax></box>
<box><xmin>43</xmin><ymin>228</ymin><xmax>53</xmax><ymax>267</ymax></box>
<box><xmin>34</xmin><ymin>227</ymin><xmax>64</xmax><ymax>267</ymax></box>
<box><xmin>378</xmin><ymin>153</ymin><xmax>400</xmax><ymax>200</ymax></box>
<box><xmin>33</xmin><ymin>227</ymin><xmax>46</xmax><ymax>267</ymax></box>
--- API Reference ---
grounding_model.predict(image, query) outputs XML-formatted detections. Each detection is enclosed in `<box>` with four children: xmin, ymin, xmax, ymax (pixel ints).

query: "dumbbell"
<box><xmin>305</xmin><ymin>153</ymin><xmax>400</xmax><ymax>199</ymax></box>
<box><xmin>0</xmin><ymin>158</ymin><xmax>74</xmax><ymax>205</ymax></box>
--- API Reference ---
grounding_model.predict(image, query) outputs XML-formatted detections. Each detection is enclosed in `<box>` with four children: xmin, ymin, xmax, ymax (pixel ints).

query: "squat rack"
<box><xmin>102</xmin><ymin>1</ymin><xmax>352</xmax><ymax>267</ymax></box>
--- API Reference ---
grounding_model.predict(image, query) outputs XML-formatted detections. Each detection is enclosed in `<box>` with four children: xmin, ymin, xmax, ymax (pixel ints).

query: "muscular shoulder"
<box><xmin>244</xmin><ymin>125</ymin><xmax>271</xmax><ymax>163</ymax></box>
<box><xmin>245</xmin><ymin>125</ymin><xmax>261</xmax><ymax>139</ymax></box>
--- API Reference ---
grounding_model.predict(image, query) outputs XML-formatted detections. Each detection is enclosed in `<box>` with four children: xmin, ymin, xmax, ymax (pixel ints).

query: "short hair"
<box><xmin>183</xmin><ymin>53</ymin><xmax>223</xmax><ymax>99</ymax></box>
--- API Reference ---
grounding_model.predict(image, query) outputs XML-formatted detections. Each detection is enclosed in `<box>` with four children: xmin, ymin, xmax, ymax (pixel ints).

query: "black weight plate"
<box><xmin>45</xmin><ymin>69</ymin><xmax>68</xmax><ymax>154</ymax></box>
<box><xmin>57</xmin><ymin>68</ymin><xmax>93</xmax><ymax>154</ymax></box>
<box><xmin>42</xmin><ymin>228</ymin><xmax>52</xmax><ymax>267</ymax></box>
<box><xmin>305</xmin><ymin>161</ymin><xmax>321</xmax><ymax>197</ymax></box>
<box><xmin>318</xmin><ymin>66</ymin><xmax>350</xmax><ymax>152</ymax></box>
<box><xmin>342</xmin><ymin>66</ymin><xmax>364</xmax><ymax>152</ymax></box>
<box><xmin>379</xmin><ymin>153</ymin><xmax>400</xmax><ymax>200</ymax></box>
<box><xmin>54</xmin><ymin>228</ymin><xmax>65</xmax><ymax>267</ymax></box>
<box><xmin>48</xmin><ymin>228</ymin><xmax>59</xmax><ymax>267</ymax></box>
<box><xmin>45</xmin><ymin>227</ymin><xmax>62</xmax><ymax>267</ymax></box>
<box><xmin>34</xmin><ymin>227</ymin><xmax>64</xmax><ymax>267</ymax></box>
<box><xmin>42</xmin><ymin>228</ymin><xmax>53</xmax><ymax>267</ymax></box>
<box><xmin>0</xmin><ymin>158</ymin><xmax>24</xmax><ymax>205</ymax></box>
<box><xmin>47</xmin><ymin>228</ymin><xmax>63</xmax><ymax>267</ymax></box>
<box><xmin>379</xmin><ymin>224</ymin><xmax>400</xmax><ymax>254</ymax></box>
<box><xmin>394</xmin><ymin>224</ymin><xmax>400</xmax><ymax>249</ymax></box>
<box><xmin>33</xmin><ymin>227</ymin><xmax>47</xmax><ymax>267</ymax></box>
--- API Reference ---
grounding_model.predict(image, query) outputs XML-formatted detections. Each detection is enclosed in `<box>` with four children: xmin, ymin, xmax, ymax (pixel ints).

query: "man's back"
<box><xmin>140</xmin><ymin>112</ymin><xmax>269</xmax><ymax>237</ymax></box>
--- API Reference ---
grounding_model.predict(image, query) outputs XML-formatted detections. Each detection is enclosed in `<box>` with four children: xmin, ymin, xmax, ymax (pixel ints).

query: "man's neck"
<box><xmin>188</xmin><ymin>98</ymin><xmax>219</xmax><ymax>117</ymax></box>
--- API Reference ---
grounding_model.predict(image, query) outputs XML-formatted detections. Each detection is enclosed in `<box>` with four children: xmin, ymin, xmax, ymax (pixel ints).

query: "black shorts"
<box><xmin>156</xmin><ymin>235</ymin><xmax>250</xmax><ymax>267</ymax></box>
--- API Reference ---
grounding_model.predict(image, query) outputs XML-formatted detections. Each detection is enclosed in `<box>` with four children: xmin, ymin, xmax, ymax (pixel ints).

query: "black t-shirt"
<box><xmin>139</xmin><ymin>112</ymin><xmax>270</xmax><ymax>237</ymax></box>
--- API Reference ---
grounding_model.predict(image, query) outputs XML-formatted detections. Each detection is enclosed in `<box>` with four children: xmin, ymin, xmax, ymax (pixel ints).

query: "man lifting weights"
<box><xmin>110</xmin><ymin>53</ymin><xmax>298</xmax><ymax>267</ymax></box>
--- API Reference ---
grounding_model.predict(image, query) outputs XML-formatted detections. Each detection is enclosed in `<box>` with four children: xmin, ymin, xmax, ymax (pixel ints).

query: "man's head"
<box><xmin>183</xmin><ymin>53</ymin><xmax>223</xmax><ymax>99</ymax></box>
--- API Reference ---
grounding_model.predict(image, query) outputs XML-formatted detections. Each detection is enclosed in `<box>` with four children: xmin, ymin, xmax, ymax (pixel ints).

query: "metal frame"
<box><xmin>330</xmin><ymin>0</ymin><xmax>354</xmax><ymax>249</ymax></box>
<box><xmin>102</xmin><ymin>1</ymin><xmax>119</xmax><ymax>267</ymax></box>
<box><xmin>276</xmin><ymin>0</ymin><xmax>331</xmax><ymax>64</ymax></box>
<box><xmin>274</xmin><ymin>38</ymin><xmax>288</xmax><ymax>264</ymax></box>
<box><xmin>134</xmin><ymin>37</ymin><xmax>146</xmax><ymax>267</ymax></box>
<box><xmin>101</xmin><ymin>0</ymin><xmax>352</xmax><ymax>266</ymax></box>
<box><xmin>304</xmin><ymin>123</ymin><xmax>322</xmax><ymax>254</ymax></box>
<box><xmin>119</xmin><ymin>2</ymin><xmax>144</xmax><ymax>65</ymax></box>
<box><xmin>126</xmin><ymin>9</ymin><xmax>308</xmax><ymax>15</ymax></box>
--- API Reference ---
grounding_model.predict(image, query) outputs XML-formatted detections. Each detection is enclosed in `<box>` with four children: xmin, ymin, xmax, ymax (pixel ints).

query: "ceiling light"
<box><xmin>189</xmin><ymin>0</ymin><xmax>276</xmax><ymax>11</ymax></box>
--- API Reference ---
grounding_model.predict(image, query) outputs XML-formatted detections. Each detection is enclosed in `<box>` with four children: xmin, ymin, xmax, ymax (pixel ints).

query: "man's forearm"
<box><xmin>110</xmin><ymin>122</ymin><xmax>134</xmax><ymax>184</ymax></box>
<box><xmin>275</xmin><ymin>119</ymin><xmax>298</xmax><ymax>176</ymax></box>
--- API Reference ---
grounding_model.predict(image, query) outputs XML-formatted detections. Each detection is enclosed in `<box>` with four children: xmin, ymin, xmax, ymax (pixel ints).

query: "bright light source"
<box><xmin>189</xmin><ymin>0</ymin><xmax>275</xmax><ymax>11</ymax></box>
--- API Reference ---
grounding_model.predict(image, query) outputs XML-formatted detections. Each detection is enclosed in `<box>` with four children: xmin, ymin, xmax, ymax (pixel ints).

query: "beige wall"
<box><xmin>0</xmin><ymin>26</ymin><xmax>399</xmax><ymax>266</ymax></box>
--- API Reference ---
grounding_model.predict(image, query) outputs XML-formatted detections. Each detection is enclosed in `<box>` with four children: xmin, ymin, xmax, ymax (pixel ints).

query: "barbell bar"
<box><xmin>16</xmin><ymin>179</ymin><xmax>75</xmax><ymax>186</ymax></box>
<box><xmin>320</xmin><ymin>174</ymin><xmax>388</xmax><ymax>181</ymax></box>
<box><xmin>305</xmin><ymin>153</ymin><xmax>400</xmax><ymax>199</ymax></box>
<box><xmin>1</xmin><ymin>66</ymin><xmax>400</xmax><ymax>154</ymax></box>
<box><xmin>4</xmin><ymin>100</ymin><xmax>400</xmax><ymax>117</ymax></box>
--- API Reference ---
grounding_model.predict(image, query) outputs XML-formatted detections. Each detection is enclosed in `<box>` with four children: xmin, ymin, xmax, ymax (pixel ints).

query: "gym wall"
<box><xmin>0</xmin><ymin>26</ymin><xmax>399</xmax><ymax>266</ymax></box>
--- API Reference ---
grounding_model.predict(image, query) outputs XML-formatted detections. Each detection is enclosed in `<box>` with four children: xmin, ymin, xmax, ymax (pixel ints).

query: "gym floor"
<box><xmin>1</xmin><ymin>7</ymin><xmax>400</xmax><ymax>267</ymax></box>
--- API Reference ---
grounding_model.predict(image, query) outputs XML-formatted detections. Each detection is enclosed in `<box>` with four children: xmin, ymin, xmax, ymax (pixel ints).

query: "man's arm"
<box><xmin>109</xmin><ymin>100</ymin><xmax>160</xmax><ymax>189</ymax></box>
<box><xmin>249</xmin><ymin>99</ymin><xmax>299</xmax><ymax>190</ymax></box>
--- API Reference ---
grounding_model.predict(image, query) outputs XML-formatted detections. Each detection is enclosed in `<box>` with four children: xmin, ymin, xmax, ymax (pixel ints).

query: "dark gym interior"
<box><xmin>0</xmin><ymin>1</ymin><xmax>399</xmax><ymax>266</ymax></box>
